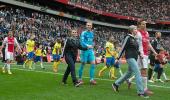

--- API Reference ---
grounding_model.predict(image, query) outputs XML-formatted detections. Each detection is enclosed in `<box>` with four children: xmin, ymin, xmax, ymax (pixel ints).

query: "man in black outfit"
<box><xmin>61</xmin><ymin>29</ymin><xmax>93</xmax><ymax>87</ymax></box>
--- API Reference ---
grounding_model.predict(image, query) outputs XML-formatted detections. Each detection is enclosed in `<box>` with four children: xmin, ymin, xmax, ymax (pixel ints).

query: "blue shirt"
<box><xmin>80</xmin><ymin>30</ymin><xmax>94</xmax><ymax>48</ymax></box>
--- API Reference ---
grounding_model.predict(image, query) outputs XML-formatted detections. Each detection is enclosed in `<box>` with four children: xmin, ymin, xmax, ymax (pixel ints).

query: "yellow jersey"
<box><xmin>26</xmin><ymin>39</ymin><xmax>35</xmax><ymax>52</ymax></box>
<box><xmin>105</xmin><ymin>41</ymin><xmax>115</xmax><ymax>57</ymax></box>
<box><xmin>52</xmin><ymin>42</ymin><xmax>61</xmax><ymax>55</ymax></box>
<box><xmin>35</xmin><ymin>48</ymin><xmax>42</xmax><ymax>56</ymax></box>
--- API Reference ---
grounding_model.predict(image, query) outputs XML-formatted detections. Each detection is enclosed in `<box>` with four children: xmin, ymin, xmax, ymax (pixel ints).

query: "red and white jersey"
<box><xmin>138</xmin><ymin>30</ymin><xmax>150</xmax><ymax>56</ymax></box>
<box><xmin>3</xmin><ymin>37</ymin><xmax>20</xmax><ymax>53</ymax></box>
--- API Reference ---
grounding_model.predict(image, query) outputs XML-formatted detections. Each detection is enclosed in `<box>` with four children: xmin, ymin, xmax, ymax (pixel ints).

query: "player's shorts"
<box><xmin>149</xmin><ymin>54</ymin><xmax>155</xmax><ymax>66</ymax></box>
<box><xmin>34</xmin><ymin>56</ymin><xmax>42</xmax><ymax>62</ymax></box>
<box><xmin>80</xmin><ymin>50</ymin><xmax>95</xmax><ymax>63</ymax></box>
<box><xmin>53</xmin><ymin>54</ymin><xmax>60</xmax><ymax>61</ymax></box>
<box><xmin>5</xmin><ymin>51</ymin><xmax>14</xmax><ymax>60</ymax></box>
<box><xmin>27</xmin><ymin>52</ymin><xmax>34</xmax><ymax>59</ymax></box>
<box><xmin>154</xmin><ymin>64</ymin><xmax>161</xmax><ymax>72</ymax></box>
<box><xmin>114</xmin><ymin>61</ymin><xmax>120</xmax><ymax>69</ymax></box>
<box><xmin>137</xmin><ymin>55</ymin><xmax>149</xmax><ymax>69</ymax></box>
<box><xmin>106</xmin><ymin>57</ymin><xmax>115</xmax><ymax>67</ymax></box>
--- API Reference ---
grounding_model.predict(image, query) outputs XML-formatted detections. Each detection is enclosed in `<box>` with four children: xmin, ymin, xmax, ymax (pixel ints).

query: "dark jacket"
<box><xmin>151</xmin><ymin>38</ymin><xmax>163</xmax><ymax>54</ymax></box>
<box><xmin>118</xmin><ymin>34</ymin><xmax>139</xmax><ymax>60</ymax></box>
<box><xmin>63</xmin><ymin>37</ymin><xmax>87</xmax><ymax>57</ymax></box>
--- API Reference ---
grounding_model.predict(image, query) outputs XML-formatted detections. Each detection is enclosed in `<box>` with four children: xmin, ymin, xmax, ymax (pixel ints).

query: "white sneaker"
<box><xmin>156</xmin><ymin>79</ymin><xmax>164</xmax><ymax>83</ymax></box>
<box><xmin>2</xmin><ymin>67</ymin><xmax>6</xmax><ymax>73</ymax></box>
<box><xmin>8</xmin><ymin>71</ymin><xmax>12</xmax><ymax>75</ymax></box>
<box><xmin>148</xmin><ymin>80</ymin><xmax>155</xmax><ymax>83</ymax></box>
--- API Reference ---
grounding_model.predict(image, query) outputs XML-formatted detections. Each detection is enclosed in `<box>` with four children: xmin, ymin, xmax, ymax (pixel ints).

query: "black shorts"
<box><xmin>149</xmin><ymin>54</ymin><xmax>155</xmax><ymax>66</ymax></box>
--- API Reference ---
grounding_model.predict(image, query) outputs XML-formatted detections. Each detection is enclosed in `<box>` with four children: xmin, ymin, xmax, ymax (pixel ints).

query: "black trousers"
<box><xmin>62</xmin><ymin>53</ymin><xmax>77</xmax><ymax>84</ymax></box>
<box><xmin>2</xmin><ymin>48</ymin><xmax>6</xmax><ymax>62</ymax></box>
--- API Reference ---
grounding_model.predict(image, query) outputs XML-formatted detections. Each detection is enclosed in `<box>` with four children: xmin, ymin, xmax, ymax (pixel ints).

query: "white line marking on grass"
<box><xmin>12</xmin><ymin>68</ymin><xmax>170</xmax><ymax>89</ymax></box>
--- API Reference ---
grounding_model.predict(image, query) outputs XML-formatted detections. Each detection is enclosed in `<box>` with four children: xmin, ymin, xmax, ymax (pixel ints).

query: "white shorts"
<box><xmin>137</xmin><ymin>55</ymin><xmax>149</xmax><ymax>69</ymax></box>
<box><xmin>5</xmin><ymin>51</ymin><xmax>14</xmax><ymax>61</ymax></box>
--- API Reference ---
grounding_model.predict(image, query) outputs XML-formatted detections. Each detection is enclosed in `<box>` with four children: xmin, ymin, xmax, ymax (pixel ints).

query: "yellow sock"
<box><xmin>24</xmin><ymin>59</ymin><xmax>29</xmax><ymax>65</ymax></box>
<box><xmin>53</xmin><ymin>62</ymin><xmax>57</xmax><ymax>72</ymax></box>
<box><xmin>55</xmin><ymin>61</ymin><xmax>60</xmax><ymax>70</ymax></box>
<box><xmin>29</xmin><ymin>60</ymin><xmax>33</xmax><ymax>69</ymax></box>
<box><xmin>99</xmin><ymin>66</ymin><xmax>108</xmax><ymax>77</ymax></box>
<box><xmin>110</xmin><ymin>67</ymin><xmax>116</xmax><ymax>79</ymax></box>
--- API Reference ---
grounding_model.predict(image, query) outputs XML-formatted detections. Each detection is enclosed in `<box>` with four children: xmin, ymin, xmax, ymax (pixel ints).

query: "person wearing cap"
<box><xmin>111</xmin><ymin>25</ymin><xmax>148</xmax><ymax>98</ymax></box>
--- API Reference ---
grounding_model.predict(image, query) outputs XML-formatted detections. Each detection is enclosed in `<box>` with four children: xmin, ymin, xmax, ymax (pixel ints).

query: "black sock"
<box><xmin>148</xmin><ymin>68</ymin><xmax>153</xmax><ymax>80</ymax></box>
<box><xmin>157</xmin><ymin>68</ymin><xmax>163</xmax><ymax>79</ymax></box>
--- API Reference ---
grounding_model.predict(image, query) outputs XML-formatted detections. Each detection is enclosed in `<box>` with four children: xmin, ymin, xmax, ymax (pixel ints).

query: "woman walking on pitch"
<box><xmin>62</xmin><ymin>29</ymin><xmax>93</xmax><ymax>87</ymax></box>
<box><xmin>112</xmin><ymin>25</ymin><xmax>149</xmax><ymax>98</ymax></box>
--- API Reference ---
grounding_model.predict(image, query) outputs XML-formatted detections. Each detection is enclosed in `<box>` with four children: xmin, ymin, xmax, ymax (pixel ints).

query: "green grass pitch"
<box><xmin>0</xmin><ymin>62</ymin><xmax>170</xmax><ymax>100</ymax></box>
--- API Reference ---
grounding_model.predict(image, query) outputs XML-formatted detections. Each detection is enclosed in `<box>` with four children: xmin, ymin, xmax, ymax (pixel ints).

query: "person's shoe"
<box><xmin>2</xmin><ymin>67</ymin><xmax>5</xmax><ymax>73</ymax></box>
<box><xmin>90</xmin><ymin>80</ymin><xmax>97</xmax><ymax>85</ymax></box>
<box><xmin>111</xmin><ymin>76</ymin><xmax>117</xmax><ymax>79</ymax></box>
<box><xmin>78</xmin><ymin>79</ymin><xmax>84</xmax><ymax>85</ymax></box>
<box><xmin>148</xmin><ymin>80</ymin><xmax>155</xmax><ymax>83</ymax></box>
<box><xmin>138</xmin><ymin>93</ymin><xmax>149</xmax><ymax>98</ymax></box>
<box><xmin>74</xmin><ymin>81</ymin><xmax>82</xmax><ymax>87</ymax></box>
<box><xmin>165</xmin><ymin>79</ymin><xmax>170</xmax><ymax>82</ymax></box>
<box><xmin>156</xmin><ymin>79</ymin><xmax>164</xmax><ymax>83</ymax></box>
<box><xmin>144</xmin><ymin>89</ymin><xmax>154</xmax><ymax>95</ymax></box>
<box><xmin>8</xmin><ymin>71</ymin><xmax>12</xmax><ymax>75</ymax></box>
<box><xmin>112</xmin><ymin>83</ymin><xmax>119</xmax><ymax>92</ymax></box>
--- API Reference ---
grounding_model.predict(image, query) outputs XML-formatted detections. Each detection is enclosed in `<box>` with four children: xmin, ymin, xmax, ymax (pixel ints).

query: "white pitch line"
<box><xmin>11</xmin><ymin>67</ymin><xmax>170</xmax><ymax>89</ymax></box>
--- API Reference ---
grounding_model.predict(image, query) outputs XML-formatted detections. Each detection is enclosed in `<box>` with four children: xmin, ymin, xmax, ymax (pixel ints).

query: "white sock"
<box><xmin>129</xmin><ymin>75</ymin><xmax>135</xmax><ymax>82</ymax></box>
<box><xmin>142</xmin><ymin>76</ymin><xmax>148</xmax><ymax>90</ymax></box>
<box><xmin>40</xmin><ymin>62</ymin><xmax>44</xmax><ymax>68</ymax></box>
<box><xmin>4</xmin><ymin>63</ymin><xmax>7</xmax><ymax>68</ymax></box>
<box><xmin>7</xmin><ymin>64</ymin><xmax>11</xmax><ymax>72</ymax></box>
<box><xmin>162</xmin><ymin>72</ymin><xmax>168</xmax><ymax>80</ymax></box>
<box><xmin>151</xmin><ymin>72</ymin><xmax>155</xmax><ymax>80</ymax></box>
<box><xmin>119</xmin><ymin>68</ymin><xmax>123</xmax><ymax>76</ymax></box>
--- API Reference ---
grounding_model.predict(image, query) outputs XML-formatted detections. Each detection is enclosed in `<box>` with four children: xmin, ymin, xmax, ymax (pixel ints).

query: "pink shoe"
<box><xmin>144</xmin><ymin>89</ymin><xmax>154</xmax><ymax>96</ymax></box>
<box><xmin>78</xmin><ymin>79</ymin><xmax>84</xmax><ymax>85</ymax></box>
<box><xmin>90</xmin><ymin>80</ymin><xmax>97</xmax><ymax>85</ymax></box>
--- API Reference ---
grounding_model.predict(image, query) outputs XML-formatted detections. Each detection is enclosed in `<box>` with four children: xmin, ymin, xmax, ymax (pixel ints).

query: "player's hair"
<box><xmin>155</xmin><ymin>32</ymin><xmax>161</xmax><ymax>35</ymax></box>
<box><xmin>137</xmin><ymin>20</ymin><xmax>146</xmax><ymax>27</ymax></box>
<box><xmin>68</xmin><ymin>29</ymin><xmax>77</xmax><ymax>37</ymax></box>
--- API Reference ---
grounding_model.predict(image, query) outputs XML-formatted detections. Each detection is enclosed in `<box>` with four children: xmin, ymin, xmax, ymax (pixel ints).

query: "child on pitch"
<box><xmin>52</xmin><ymin>38</ymin><xmax>62</xmax><ymax>72</ymax></box>
<box><xmin>33</xmin><ymin>45</ymin><xmax>45</xmax><ymax>69</ymax></box>
<box><xmin>151</xmin><ymin>48</ymin><xmax>170</xmax><ymax>82</ymax></box>
<box><xmin>98</xmin><ymin>36</ymin><xmax>119</xmax><ymax>79</ymax></box>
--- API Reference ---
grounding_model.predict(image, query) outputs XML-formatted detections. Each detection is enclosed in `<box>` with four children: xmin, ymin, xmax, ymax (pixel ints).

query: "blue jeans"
<box><xmin>115</xmin><ymin>58</ymin><xmax>144</xmax><ymax>94</ymax></box>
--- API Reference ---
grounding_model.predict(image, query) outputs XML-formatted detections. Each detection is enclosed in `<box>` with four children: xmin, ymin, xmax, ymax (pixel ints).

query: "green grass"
<box><xmin>0</xmin><ymin>62</ymin><xmax>170</xmax><ymax>100</ymax></box>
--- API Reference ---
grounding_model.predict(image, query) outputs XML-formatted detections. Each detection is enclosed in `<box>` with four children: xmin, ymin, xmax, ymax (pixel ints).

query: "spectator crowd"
<box><xmin>70</xmin><ymin>0</ymin><xmax>170</xmax><ymax>21</ymax></box>
<box><xmin>0</xmin><ymin>6</ymin><xmax>170</xmax><ymax>52</ymax></box>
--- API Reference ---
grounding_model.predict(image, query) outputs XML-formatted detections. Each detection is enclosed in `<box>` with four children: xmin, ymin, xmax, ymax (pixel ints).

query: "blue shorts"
<box><xmin>34</xmin><ymin>56</ymin><xmax>42</xmax><ymax>62</ymax></box>
<box><xmin>53</xmin><ymin>54</ymin><xmax>60</xmax><ymax>61</ymax></box>
<box><xmin>27</xmin><ymin>52</ymin><xmax>34</xmax><ymax>59</ymax></box>
<box><xmin>106</xmin><ymin>57</ymin><xmax>115</xmax><ymax>67</ymax></box>
<box><xmin>80</xmin><ymin>50</ymin><xmax>95</xmax><ymax>63</ymax></box>
<box><xmin>154</xmin><ymin>64</ymin><xmax>161</xmax><ymax>72</ymax></box>
<box><xmin>114</xmin><ymin>62</ymin><xmax>120</xmax><ymax>68</ymax></box>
